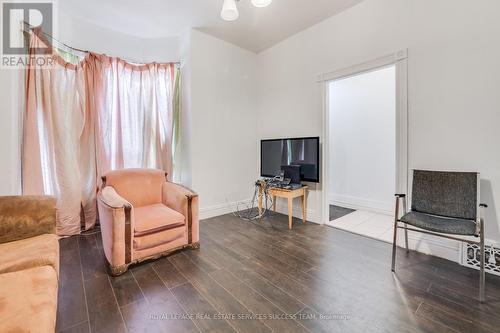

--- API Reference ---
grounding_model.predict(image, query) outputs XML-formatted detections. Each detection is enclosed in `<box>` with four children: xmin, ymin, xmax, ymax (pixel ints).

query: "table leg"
<box><xmin>258</xmin><ymin>185</ymin><xmax>263</xmax><ymax>217</ymax></box>
<box><xmin>273</xmin><ymin>195</ymin><xmax>276</xmax><ymax>212</ymax></box>
<box><xmin>301</xmin><ymin>191</ymin><xmax>307</xmax><ymax>223</ymax></box>
<box><xmin>288</xmin><ymin>197</ymin><xmax>293</xmax><ymax>230</ymax></box>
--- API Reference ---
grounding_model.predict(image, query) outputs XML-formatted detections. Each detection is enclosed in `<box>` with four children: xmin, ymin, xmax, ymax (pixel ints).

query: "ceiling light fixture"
<box><xmin>221</xmin><ymin>0</ymin><xmax>272</xmax><ymax>21</ymax></box>
<box><xmin>221</xmin><ymin>0</ymin><xmax>239</xmax><ymax>21</ymax></box>
<box><xmin>251</xmin><ymin>0</ymin><xmax>272</xmax><ymax>8</ymax></box>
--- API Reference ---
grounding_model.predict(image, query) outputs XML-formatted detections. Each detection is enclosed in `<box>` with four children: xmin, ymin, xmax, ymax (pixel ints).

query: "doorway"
<box><xmin>321</xmin><ymin>51</ymin><xmax>408</xmax><ymax>243</ymax></box>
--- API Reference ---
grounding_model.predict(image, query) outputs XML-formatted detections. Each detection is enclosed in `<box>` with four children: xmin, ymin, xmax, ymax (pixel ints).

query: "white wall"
<box><xmin>329</xmin><ymin>66</ymin><xmax>396</xmax><ymax>214</ymax></box>
<box><xmin>177</xmin><ymin>30</ymin><xmax>193</xmax><ymax>187</ymax></box>
<box><xmin>56</xmin><ymin>10</ymin><xmax>181</xmax><ymax>63</ymax></box>
<box><xmin>0</xmin><ymin>70</ymin><xmax>22</xmax><ymax>195</ymax></box>
<box><xmin>189</xmin><ymin>30</ymin><xmax>259</xmax><ymax>218</ymax></box>
<box><xmin>257</xmin><ymin>0</ymin><xmax>500</xmax><ymax>260</ymax></box>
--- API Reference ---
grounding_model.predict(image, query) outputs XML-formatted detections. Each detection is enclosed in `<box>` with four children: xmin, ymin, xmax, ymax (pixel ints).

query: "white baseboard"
<box><xmin>329</xmin><ymin>193</ymin><xmax>393</xmax><ymax>215</ymax></box>
<box><xmin>274</xmin><ymin>201</ymin><xmax>321</xmax><ymax>224</ymax></box>
<box><xmin>401</xmin><ymin>230</ymin><xmax>461</xmax><ymax>262</ymax></box>
<box><xmin>403</xmin><ymin>233</ymin><xmax>500</xmax><ymax>265</ymax></box>
<box><xmin>200</xmin><ymin>198</ymin><xmax>321</xmax><ymax>224</ymax></box>
<box><xmin>200</xmin><ymin>199</ymin><xmax>253</xmax><ymax>220</ymax></box>
<box><xmin>332</xmin><ymin>221</ymin><xmax>461</xmax><ymax>263</ymax></box>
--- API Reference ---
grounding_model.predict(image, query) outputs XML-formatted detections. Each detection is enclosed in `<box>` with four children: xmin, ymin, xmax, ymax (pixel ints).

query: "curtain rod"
<box><xmin>22</xmin><ymin>21</ymin><xmax>181</xmax><ymax>67</ymax></box>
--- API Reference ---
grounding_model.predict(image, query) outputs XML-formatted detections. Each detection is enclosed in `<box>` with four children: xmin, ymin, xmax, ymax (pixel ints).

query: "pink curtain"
<box><xmin>88</xmin><ymin>54</ymin><xmax>175</xmax><ymax>180</ymax></box>
<box><xmin>23</xmin><ymin>31</ymin><xmax>92</xmax><ymax>235</ymax></box>
<box><xmin>23</xmin><ymin>30</ymin><xmax>177</xmax><ymax>236</ymax></box>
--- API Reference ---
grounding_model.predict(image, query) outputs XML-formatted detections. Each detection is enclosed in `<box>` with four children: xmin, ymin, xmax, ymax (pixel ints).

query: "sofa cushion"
<box><xmin>0</xmin><ymin>266</ymin><xmax>58</xmax><ymax>333</ymax></box>
<box><xmin>0</xmin><ymin>233</ymin><xmax>59</xmax><ymax>275</ymax></box>
<box><xmin>134</xmin><ymin>204</ymin><xmax>185</xmax><ymax>236</ymax></box>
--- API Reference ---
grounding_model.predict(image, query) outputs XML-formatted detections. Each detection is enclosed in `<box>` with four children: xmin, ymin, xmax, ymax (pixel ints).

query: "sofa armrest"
<box><xmin>162</xmin><ymin>182</ymin><xmax>199</xmax><ymax>244</ymax></box>
<box><xmin>0</xmin><ymin>196</ymin><xmax>57</xmax><ymax>244</ymax></box>
<box><xmin>97</xmin><ymin>187</ymin><xmax>133</xmax><ymax>269</ymax></box>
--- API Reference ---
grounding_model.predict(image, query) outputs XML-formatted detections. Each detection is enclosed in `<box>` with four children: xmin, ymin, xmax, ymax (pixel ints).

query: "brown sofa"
<box><xmin>0</xmin><ymin>196</ymin><xmax>59</xmax><ymax>333</ymax></box>
<box><xmin>98</xmin><ymin>168</ymin><xmax>199</xmax><ymax>275</ymax></box>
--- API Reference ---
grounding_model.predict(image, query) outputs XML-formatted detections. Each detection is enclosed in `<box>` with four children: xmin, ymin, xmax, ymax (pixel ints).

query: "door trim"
<box><xmin>319</xmin><ymin>50</ymin><xmax>409</xmax><ymax>224</ymax></box>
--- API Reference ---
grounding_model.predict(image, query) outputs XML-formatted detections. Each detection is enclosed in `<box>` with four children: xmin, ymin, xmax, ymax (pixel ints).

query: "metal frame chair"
<box><xmin>391</xmin><ymin>170</ymin><xmax>487</xmax><ymax>302</ymax></box>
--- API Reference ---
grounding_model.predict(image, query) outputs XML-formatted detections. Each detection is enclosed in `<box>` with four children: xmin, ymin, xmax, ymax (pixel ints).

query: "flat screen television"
<box><xmin>261</xmin><ymin>137</ymin><xmax>320</xmax><ymax>183</ymax></box>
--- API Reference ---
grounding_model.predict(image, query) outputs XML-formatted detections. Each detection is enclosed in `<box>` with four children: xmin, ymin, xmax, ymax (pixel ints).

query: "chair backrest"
<box><xmin>102</xmin><ymin>168</ymin><xmax>166</xmax><ymax>207</ymax></box>
<box><xmin>411</xmin><ymin>170</ymin><xmax>478</xmax><ymax>220</ymax></box>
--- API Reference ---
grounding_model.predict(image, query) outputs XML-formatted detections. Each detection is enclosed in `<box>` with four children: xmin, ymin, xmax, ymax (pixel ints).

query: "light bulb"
<box><xmin>251</xmin><ymin>0</ymin><xmax>272</xmax><ymax>8</ymax></box>
<box><xmin>221</xmin><ymin>0</ymin><xmax>239</xmax><ymax>21</ymax></box>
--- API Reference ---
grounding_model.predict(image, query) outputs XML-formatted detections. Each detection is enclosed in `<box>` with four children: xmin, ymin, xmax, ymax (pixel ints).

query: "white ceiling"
<box><xmin>59</xmin><ymin>0</ymin><xmax>364</xmax><ymax>53</ymax></box>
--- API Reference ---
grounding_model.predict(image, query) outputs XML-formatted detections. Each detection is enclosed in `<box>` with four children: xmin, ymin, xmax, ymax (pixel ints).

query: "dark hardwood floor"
<box><xmin>57</xmin><ymin>213</ymin><xmax>500</xmax><ymax>333</ymax></box>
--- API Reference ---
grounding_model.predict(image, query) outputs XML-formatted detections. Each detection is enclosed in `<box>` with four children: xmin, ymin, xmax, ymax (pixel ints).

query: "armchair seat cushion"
<box><xmin>400</xmin><ymin>211</ymin><xmax>477</xmax><ymax>236</ymax></box>
<box><xmin>134</xmin><ymin>227</ymin><xmax>186</xmax><ymax>251</ymax></box>
<box><xmin>134</xmin><ymin>204</ymin><xmax>185</xmax><ymax>237</ymax></box>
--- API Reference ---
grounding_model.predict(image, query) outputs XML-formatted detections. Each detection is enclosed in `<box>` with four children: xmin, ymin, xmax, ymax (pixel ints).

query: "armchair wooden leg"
<box><xmin>108</xmin><ymin>264</ymin><xmax>129</xmax><ymax>277</ymax></box>
<box><xmin>188</xmin><ymin>242</ymin><xmax>201</xmax><ymax>250</ymax></box>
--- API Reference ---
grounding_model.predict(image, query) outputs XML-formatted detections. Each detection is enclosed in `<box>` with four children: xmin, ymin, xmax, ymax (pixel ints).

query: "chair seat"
<box><xmin>400</xmin><ymin>211</ymin><xmax>477</xmax><ymax>236</ymax></box>
<box><xmin>134</xmin><ymin>204</ymin><xmax>185</xmax><ymax>236</ymax></box>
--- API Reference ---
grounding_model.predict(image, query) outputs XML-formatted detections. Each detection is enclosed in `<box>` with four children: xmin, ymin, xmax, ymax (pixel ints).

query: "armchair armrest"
<box><xmin>99</xmin><ymin>186</ymin><xmax>131</xmax><ymax>210</ymax></box>
<box><xmin>163</xmin><ymin>182</ymin><xmax>198</xmax><ymax>208</ymax></box>
<box><xmin>0</xmin><ymin>196</ymin><xmax>56</xmax><ymax>244</ymax></box>
<box><xmin>162</xmin><ymin>182</ymin><xmax>199</xmax><ymax>244</ymax></box>
<box><xmin>97</xmin><ymin>187</ymin><xmax>133</xmax><ymax>269</ymax></box>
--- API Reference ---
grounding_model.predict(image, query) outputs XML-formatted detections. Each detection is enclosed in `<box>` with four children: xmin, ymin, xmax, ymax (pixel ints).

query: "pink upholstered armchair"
<box><xmin>97</xmin><ymin>168</ymin><xmax>199</xmax><ymax>275</ymax></box>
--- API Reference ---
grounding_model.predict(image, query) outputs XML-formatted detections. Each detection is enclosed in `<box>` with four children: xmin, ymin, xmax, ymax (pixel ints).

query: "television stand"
<box><xmin>257</xmin><ymin>182</ymin><xmax>308</xmax><ymax>229</ymax></box>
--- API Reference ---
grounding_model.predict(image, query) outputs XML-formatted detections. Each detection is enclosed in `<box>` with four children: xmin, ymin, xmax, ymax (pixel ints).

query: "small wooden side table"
<box><xmin>258</xmin><ymin>182</ymin><xmax>308</xmax><ymax>230</ymax></box>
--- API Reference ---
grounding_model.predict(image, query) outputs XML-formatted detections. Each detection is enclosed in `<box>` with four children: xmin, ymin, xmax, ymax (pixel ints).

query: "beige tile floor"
<box><xmin>328</xmin><ymin>209</ymin><xmax>395</xmax><ymax>243</ymax></box>
<box><xmin>328</xmin><ymin>209</ymin><xmax>480</xmax><ymax>265</ymax></box>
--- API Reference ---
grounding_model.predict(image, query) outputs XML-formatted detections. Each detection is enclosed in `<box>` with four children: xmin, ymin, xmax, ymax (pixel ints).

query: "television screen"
<box><xmin>261</xmin><ymin>137</ymin><xmax>320</xmax><ymax>183</ymax></box>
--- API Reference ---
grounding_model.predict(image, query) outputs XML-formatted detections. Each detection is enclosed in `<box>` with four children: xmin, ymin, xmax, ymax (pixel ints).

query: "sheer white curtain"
<box><xmin>23</xmin><ymin>31</ymin><xmax>94</xmax><ymax>235</ymax></box>
<box><xmin>92</xmin><ymin>55</ymin><xmax>177</xmax><ymax>180</ymax></box>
